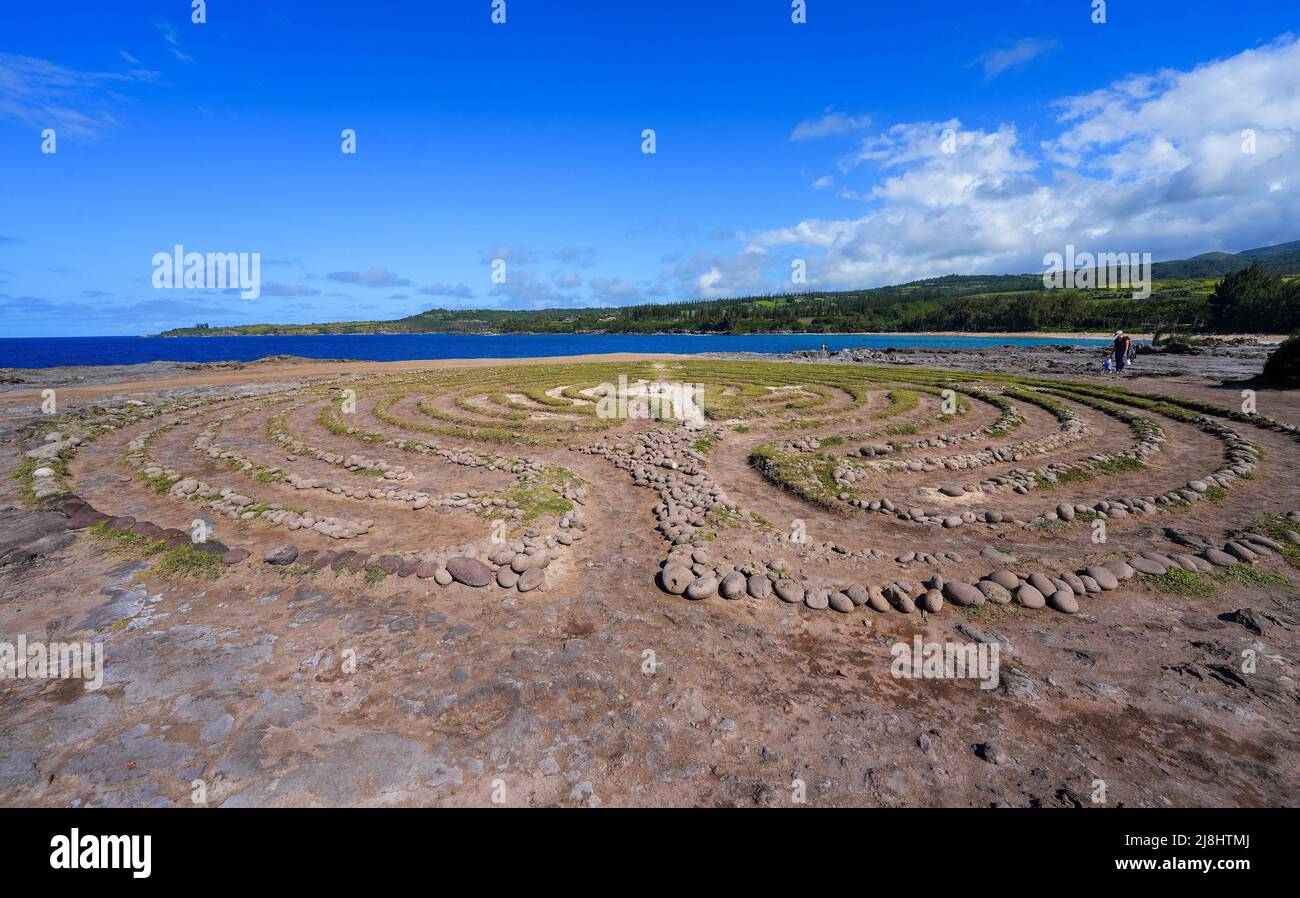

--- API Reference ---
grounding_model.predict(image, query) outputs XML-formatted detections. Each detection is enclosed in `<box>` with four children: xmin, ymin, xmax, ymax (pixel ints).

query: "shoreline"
<box><xmin>0</xmin><ymin>352</ymin><xmax>692</xmax><ymax>406</ymax></box>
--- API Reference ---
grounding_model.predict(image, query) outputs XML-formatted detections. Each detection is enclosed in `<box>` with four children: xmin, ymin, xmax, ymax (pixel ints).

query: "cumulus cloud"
<box><xmin>416</xmin><ymin>281</ymin><xmax>475</xmax><ymax>299</ymax></box>
<box><xmin>668</xmin><ymin>251</ymin><xmax>770</xmax><ymax>299</ymax></box>
<box><xmin>260</xmin><ymin>282</ymin><xmax>321</xmax><ymax>297</ymax></box>
<box><xmin>326</xmin><ymin>267</ymin><xmax>411</xmax><ymax>287</ymax></box>
<box><xmin>731</xmin><ymin>35</ymin><xmax>1300</xmax><ymax>292</ymax></box>
<box><xmin>587</xmin><ymin>276</ymin><xmax>666</xmax><ymax>305</ymax></box>
<box><xmin>553</xmin><ymin>246</ymin><xmax>598</xmax><ymax>267</ymax></box>
<box><xmin>488</xmin><ymin>267</ymin><xmax>580</xmax><ymax>308</ymax></box>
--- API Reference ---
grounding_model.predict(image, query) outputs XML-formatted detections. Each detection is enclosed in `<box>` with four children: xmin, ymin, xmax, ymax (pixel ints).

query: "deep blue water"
<box><xmin>0</xmin><ymin>332</ymin><xmax>1112</xmax><ymax>369</ymax></box>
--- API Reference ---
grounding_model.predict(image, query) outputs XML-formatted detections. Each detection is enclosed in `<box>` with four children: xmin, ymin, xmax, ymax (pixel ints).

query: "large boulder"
<box><xmin>719</xmin><ymin>571</ymin><xmax>747</xmax><ymax>600</ymax></box>
<box><xmin>942</xmin><ymin>581</ymin><xmax>985</xmax><ymax>608</ymax></box>
<box><xmin>658</xmin><ymin>563</ymin><xmax>693</xmax><ymax>595</ymax></box>
<box><xmin>264</xmin><ymin>544</ymin><xmax>299</xmax><ymax>565</ymax></box>
<box><xmin>446</xmin><ymin>556</ymin><xmax>492</xmax><ymax>587</ymax></box>
<box><xmin>1014</xmin><ymin>584</ymin><xmax>1045</xmax><ymax>609</ymax></box>
<box><xmin>774</xmin><ymin>579</ymin><xmax>804</xmax><ymax>604</ymax></box>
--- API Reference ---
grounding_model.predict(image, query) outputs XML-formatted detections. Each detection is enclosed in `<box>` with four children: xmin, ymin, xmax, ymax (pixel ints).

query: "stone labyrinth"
<box><xmin>23</xmin><ymin>360</ymin><xmax>1300</xmax><ymax>616</ymax></box>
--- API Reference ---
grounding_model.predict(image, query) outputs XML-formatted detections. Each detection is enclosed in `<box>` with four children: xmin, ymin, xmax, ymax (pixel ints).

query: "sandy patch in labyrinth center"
<box><xmin>1</xmin><ymin>355</ymin><xmax>1298</xmax><ymax>807</ymax></box>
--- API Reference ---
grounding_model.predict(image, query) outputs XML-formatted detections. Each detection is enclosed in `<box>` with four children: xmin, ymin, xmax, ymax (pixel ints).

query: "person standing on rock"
<box><xmin>1113</xmin><ymin>330</ymin><xmax>1132</xmax><ymax>373</ymax></box>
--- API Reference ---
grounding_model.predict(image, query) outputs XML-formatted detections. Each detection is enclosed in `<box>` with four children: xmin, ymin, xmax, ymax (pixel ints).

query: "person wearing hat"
<box><xmin>1112</xmin><ymin>330</ymin><xmax>1132</xmax><ymax>373</ymax></box>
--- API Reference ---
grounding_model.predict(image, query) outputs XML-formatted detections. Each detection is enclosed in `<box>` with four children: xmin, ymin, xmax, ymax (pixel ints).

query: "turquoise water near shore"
<box><xmin>0</xmin><ymin>332</ymin><xmax>1113</xmax><ymax>369</ymax></box>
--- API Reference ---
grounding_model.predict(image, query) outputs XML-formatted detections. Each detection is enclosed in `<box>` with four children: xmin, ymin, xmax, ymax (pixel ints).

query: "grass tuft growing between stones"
<box><xmin>492</xmin><ymin>465</ymin><xmax>580</xmax><ymax>528</ymax></box>
<box><xmin>15</xmin><ymin>450</ymin><xmax>74</xmax><ymax>504</ymax></box>
<box><xmin>1216</xmin><ymin>564</ymin><xmax>1286</xmax><ymax>587</ymax></box>
<box><xmin>691</xmin><ymin>433</ymin><xmax>720</xmax><ymax>454</ymax></box>
<box><xmin>1247</xmin><ymin>515</ymin><xmax>1300</xmax><ymax>569</ymax></box>
<box><xmin>962</xmin><ymin>603</ymin><xmax>1021</xmax><ymax>624</ymax></box>
<box><xmin>87</xmin><ymin>522</ymin><xmax>222</xmax><ymax>580</ymax></box>
<box><xmin>1141</xmin><ymin>567</ymin><xmax>1215</xmax><ymax>596</ymax></box>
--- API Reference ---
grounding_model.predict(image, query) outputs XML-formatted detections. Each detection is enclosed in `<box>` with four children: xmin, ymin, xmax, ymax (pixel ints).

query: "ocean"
<box><xmin>0</xmin><ymin>332</ymin><xmax>1113</xmax><ymax>370</ymax></box>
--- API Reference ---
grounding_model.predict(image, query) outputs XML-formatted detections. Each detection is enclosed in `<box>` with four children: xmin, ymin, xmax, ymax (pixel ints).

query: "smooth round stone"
<box><xmin>1128</xmin><ymin>557</ymin><xmax>1166</xmax><ymax>576</ymax></box>
<box><xmin>942</xmin><ymin>581</ymin><xmax>984</xmax><ymax>607</ymax></box>
<box><xmin>1102</xmin><ymin>559</ymin><xmax>1134</xmax><ymax>580</ymax></box>
<box><xmin>987</xmin><ymin>569</ymin><xmax>1020</xmax><ymax>590</ymax></box>
<box><xmin>1143</xmin><ymin>552</ymin><xmax>1180</xmax><ymax>568</ymax></box>
<box><xmin>804</xmin><ymin>589</ymin><xmax>830</xmax><ymax>611</ymax></box>
<box><xmin>264</xmin><ymin>544</ymin><xmax>298</xmax><ymax>565</ymax></box>
<box><xmin>920</xmin><ymin>589</ymin><xmax>944</xmax><ymax>613</ymax></box>
<box><xmin>1200</xmin><ymin>547</ymin><xmax>1236</xmax><ymax>567</ymax></box>
<box><xmin>1061</xmin><ymin>572</ymin><xmax>1086</xmax><ymax>595</ymax></box>
<box><xmin>1224</xmin><ymin>542</ymin><xmax>1257</xmax><ymax>562</ymax></box>
<box><xmin>971</xmin><ymin>580</ymin><xmax>1005</xmax><ymax>603</ymax></box>
<box><xmin>1079</xmin><ymin>575</ymin><xmax>1101</xmax><ymax>594</ymax></box>
<box><xmin>378</xmin><ymin>555</ymin><xmax>402</xmax><ymax>574</ymax></box>
<box><xmin>1048</xmin><ymin>589</ymin><xmax>1079</xmax><ymax>614</ymax></box>
<box><xmin>1014</xmin><ymin>584</ymin><xmax>1045</xmax><ymax>609</ymax></box>
<box><xmin>65</xmin><ymin>509</ymin><xmax>109</xmax><ymax>530</ymax></box>
<box><xmin>510</xmin><ymin>553</ymin><xmax>532</xmax><ymax>573</ymax></box>
<box><xmin>1027</xmin><ymin>572</ymin><xmax>1055</xmax><ymax>595</ymax></box>
<box><xmin>867</xmin><ymin>586</ymin><xmax>891</xmax><ymax>612</ymax></box>
<box><xmin>222</xmin><ymin>548</ymin><xmax>250</xmax><ymax>564</ymax></box>
<box><xmin>497</xmin><ymin>568</ymin><xmax>520</xmax><ymax>589</ymax></box>
<box><xmin>446</xmin><ymin>556</ymin><xmax>492</xmax><ymax>587</ymax></box>
<box><xmin>886</xmin><ymin>587</ymin><xmax>915</xmax><ymax>614</ymax></box>
<box><xmin>746</xmin><ymin>574</ymin><xmax>772</xmax><ymax>599</ymax></box>
<box><xmin>719</xmin><ymin>571</ymin><xmax>746</xmax><ymax>600</ymax></box>
<box><xmin>434</xmin><ymin>568</ymin><xmax>453</xmax><ymax>586</ymax></box>
<box><xmin>517</xmin><ymin>566</ymin><xmax>545</xmax><ymax>592</ymax></box>
<box><xmin>659</xmin><ymin>563</ymin><xmax>693</xmax><ymax>595</ymax></box>
<box><xmin>1056</xmin><ymin>503</ymin><xmax>1075</xmax><ymax>522</ymax></box>
<box><xmin>1241</xmin><ymin>534</ymin><xmax>1282</xmax><ymax>551</ymax></box>
<box><xmin>828</xmin><ymin>591</ymin><xmax>854</xmax><ymax>613</ymax></box>
<box><xmin>1084</xmin><ymin>566</ymin><xmax>1120</xmax><ymax>590</ymax></box>
<box><xmin>844</xmin><ymin>583</ymin><xmax>870</xmax><ymax>606</ymax></box>
<box><xmin>774</xmin><ymin>579</ymin><xmax>804</xmax><ymax>604</ymax></box>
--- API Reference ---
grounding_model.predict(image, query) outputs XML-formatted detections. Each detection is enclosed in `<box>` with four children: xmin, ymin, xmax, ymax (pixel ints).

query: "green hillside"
<box><xmin>159</xmin><ymin>242</ymin><xmax>1300</xmax><ymax>338</ymax></box>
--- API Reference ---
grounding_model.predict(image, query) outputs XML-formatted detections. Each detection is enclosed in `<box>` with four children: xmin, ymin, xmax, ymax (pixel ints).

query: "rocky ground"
<box><xmin>708</xmin><ymin>337</ymin><xmax>1276</xmax><ymax>382</ymax></box>
<box><xmin>1</xmin><ymin>352</ymin><xmax>1297</xmax><ymax>807</ymax></box>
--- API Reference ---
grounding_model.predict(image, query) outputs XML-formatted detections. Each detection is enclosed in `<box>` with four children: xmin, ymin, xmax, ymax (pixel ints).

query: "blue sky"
<box><xmin>1</xmin><ymin>1</ymin><xmax>1297</xmax><ymax>337</ymax></box>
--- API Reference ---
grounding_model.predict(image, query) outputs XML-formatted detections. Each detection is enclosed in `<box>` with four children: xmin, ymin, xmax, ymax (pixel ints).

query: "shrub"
<box><xmin>1261</xmin><ymin>332</ymin><xmax>1300</xmax><ymax>387</ymax></box>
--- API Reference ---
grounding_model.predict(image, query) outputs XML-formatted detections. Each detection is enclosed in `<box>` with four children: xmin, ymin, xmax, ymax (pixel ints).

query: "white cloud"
<box><xmin>0</xmin><ymin>53</ymin><xmax>158</xmax><ymax>139</ymax></box>
<box><xmin>790</xmin><ymin>109</ymin><xmax>872</xmax><ymax>141</ymax></box>
<box><xmin>973</xmin><ymin>37</ymin><xmax>1057</xmax><ymax>80</ymax></box>
<box><xmin>326</xmin><ymin>267</ymin><xmax>411</xmax><ymax>287</ymax></box>
<box><xmin>731</xmin><ymin>35</ymin><xmax>1300</xmax><ymax>292</ymax></box>
<box><xmin>417</xmin><ymin>281</ymin><xmax>475</xmax><ymax>299</ymax></box>
<box><xmin>155</xmin><ymin>21</ymin><xmax>193</xmax><ymax>63</ymax></box>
